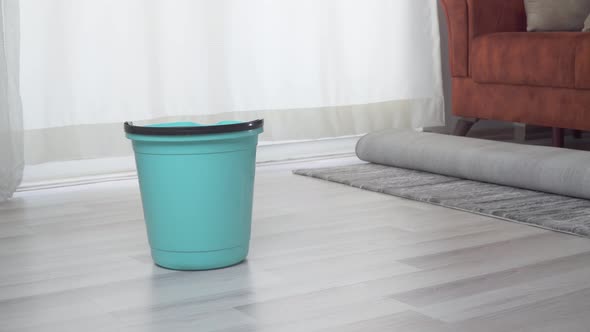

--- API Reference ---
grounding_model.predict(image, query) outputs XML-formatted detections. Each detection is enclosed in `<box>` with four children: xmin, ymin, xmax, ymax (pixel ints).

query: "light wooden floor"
<box><xmin>2</xmin><ymin>156</ymin><xmax>590</xmax><ymax>332</ymax></box>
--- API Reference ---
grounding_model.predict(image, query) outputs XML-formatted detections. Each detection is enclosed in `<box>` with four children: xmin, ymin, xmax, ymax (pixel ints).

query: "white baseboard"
<box><xmin>19</xmin><ymin>136</ymin><xmax>361</xmax><ymax>191</ymax></box>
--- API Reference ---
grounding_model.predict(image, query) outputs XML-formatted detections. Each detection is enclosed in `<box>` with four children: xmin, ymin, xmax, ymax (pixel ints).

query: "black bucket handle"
<box><xmin>124</xmin><ymin>119</ymin><xmax>264</xmax><ymax>136</ymax></box>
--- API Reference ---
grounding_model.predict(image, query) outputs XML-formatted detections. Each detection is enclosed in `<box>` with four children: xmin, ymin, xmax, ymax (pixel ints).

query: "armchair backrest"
<box><xmin>441</xmin><ymin>0</ymin><xmax>526</xmax><ymax>77</ymax></box>
<box><xmin>468</xmin><ymin>0</ymin><xmax>526</xmax><ymax>38</ymax></box>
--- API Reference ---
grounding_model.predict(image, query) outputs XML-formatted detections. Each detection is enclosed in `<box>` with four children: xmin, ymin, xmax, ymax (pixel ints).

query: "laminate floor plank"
<box><xmin>0</xmin><ymin>156</ymin><xmax>588</xmax><ymax>331</ymax></box>
<box><xmin>450</xmin><ymin>287</ymin><xmax>590</xmax><ymax>332</ymax></box>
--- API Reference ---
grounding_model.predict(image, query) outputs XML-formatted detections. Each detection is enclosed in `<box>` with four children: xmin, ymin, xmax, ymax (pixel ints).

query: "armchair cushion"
<box><xmin>471</xmin><ymin>32</ymin><xmax>590</xmax><ymax>89</ymax></box>
<box><xmin>524</xmin><ymin>0</ymin><xmax>590</xmax><ymax>32</ymax></box>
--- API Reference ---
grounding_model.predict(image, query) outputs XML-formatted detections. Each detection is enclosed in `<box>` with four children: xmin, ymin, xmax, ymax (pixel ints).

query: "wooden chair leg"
<box><xmin>453</xmin><ymin>118</ymin><xmax>479</xmax><ymax>136</ymax></box>
<box><xmin>552</xmin><ymin>128</ymin><xmax>564</xmax><ymax>147</ymax></box>
<box><xmin>572</xmin><ymin>130</ymin><xmax>583</xmax><ymax>139</ymax></box>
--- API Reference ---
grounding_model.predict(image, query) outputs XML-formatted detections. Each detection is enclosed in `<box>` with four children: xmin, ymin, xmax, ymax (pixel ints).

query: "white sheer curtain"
<box><xmin>19</xmin><ymin>0</ymin><xmax>444</xmax><ymax>164</ymax></box>
<box><xmin>0</xmin><ymin>0</ymin><xmax>23</xmax><ymax>201</ymax></box>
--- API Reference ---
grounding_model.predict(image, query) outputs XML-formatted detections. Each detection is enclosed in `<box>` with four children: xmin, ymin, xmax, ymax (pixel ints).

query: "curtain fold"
<box><xmin>19</xmin><ymin>0</ymin><xmax>444</xmax><ymax>164</ymax></box>
<box><xmin>0</xmin><ymin>0</ymin><xmax>23</xmax><ymax>201</ymax></box>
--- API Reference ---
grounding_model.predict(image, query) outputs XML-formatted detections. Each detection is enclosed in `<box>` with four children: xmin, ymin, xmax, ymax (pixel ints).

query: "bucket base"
<box><xmin>151</xmin><ymin>246</ymin><xmax>248</xmax><ymax>271</ymax></box>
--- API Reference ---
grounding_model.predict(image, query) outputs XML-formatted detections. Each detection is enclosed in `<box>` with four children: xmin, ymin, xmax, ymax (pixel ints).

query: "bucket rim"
<box><xmin>124</xmin><ymin>119</ymin><xmax>263</xmax><ymax>136</ymax></box>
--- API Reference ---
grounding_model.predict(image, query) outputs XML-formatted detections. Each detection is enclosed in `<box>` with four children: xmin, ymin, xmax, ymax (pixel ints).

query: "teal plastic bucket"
<box><xmin>124</xmin><ymin>119</ymin><xmax>263</xmax><ymax>270</ymax></box>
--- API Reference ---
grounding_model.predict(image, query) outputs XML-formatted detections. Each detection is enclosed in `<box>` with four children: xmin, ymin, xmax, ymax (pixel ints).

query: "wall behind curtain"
<box><xmin>19</xmin><ymin>0</ymin><xmax>444</xmax><ymax>164</ymax></box>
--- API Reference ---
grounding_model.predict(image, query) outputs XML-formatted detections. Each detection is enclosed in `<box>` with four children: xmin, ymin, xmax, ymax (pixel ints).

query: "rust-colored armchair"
<box><xmin>440</xmin><ymin>0</ymin><xmax>590</xmax><ymax>147</ymax></box>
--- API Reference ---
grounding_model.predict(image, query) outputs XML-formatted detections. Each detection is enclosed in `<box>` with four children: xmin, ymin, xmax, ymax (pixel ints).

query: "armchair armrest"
<box><xmin>440</xmin><ymin>0</ymin><xmax>469</xmax><ymax>77</ymax></box>
<box><xmin>440</xmin><ymin>0</ymin><xmax>526</xmax><ymax>77</ymax></box>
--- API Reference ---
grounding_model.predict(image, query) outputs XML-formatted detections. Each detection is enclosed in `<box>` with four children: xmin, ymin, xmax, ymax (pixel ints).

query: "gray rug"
<box><xmin>294</xmin><ymin>163</ymin><xmax>590</xmax><ymax>238</ymax></box>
